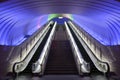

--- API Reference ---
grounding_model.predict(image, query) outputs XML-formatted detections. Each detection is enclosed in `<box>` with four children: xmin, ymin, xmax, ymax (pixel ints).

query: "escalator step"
<box><xmin>44</xmin><ymin>41</ymin><xmax>78</xmax><ymax>74</ymax></box>
<box><xmin>44</xmin><ymin>25</ymin><xmax>78</xmax><ymax>74</ymax></box>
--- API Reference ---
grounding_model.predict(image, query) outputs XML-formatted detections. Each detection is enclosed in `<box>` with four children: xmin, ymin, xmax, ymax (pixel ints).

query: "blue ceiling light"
<box><xmin>0</xmin><ymin>0</ymin><xmax>120</xmax><ymax>46</ymax></box>
<box><xmin>72</xmin><ymin>13</ymin><xmax>120</xmax><ymax>46</ymax></box>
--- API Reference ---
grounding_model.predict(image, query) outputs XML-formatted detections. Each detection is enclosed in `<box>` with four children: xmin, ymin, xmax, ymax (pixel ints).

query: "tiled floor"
<box><xmin>6</xmin><ymin>74</ymin><xmax>120</xmax><ymax>80</ymax></box>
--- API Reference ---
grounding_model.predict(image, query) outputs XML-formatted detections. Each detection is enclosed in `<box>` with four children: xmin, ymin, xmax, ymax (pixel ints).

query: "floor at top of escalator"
<box><xmin>4</xmin><ymin>73</ymin><xmax>120</xmax><ymax>80</ymax></box>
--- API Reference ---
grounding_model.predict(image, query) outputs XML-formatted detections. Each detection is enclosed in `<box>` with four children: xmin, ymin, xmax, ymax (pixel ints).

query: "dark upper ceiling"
<box><xmin>0</xmin><ymin>0</ymin><xmax>119</xmax><ymax>14</ymax></box>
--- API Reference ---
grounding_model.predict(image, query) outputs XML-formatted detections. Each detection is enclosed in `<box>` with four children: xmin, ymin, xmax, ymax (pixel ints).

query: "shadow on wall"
<box><xmin>0</xmin><ymin>0</ymin><xmax>8</xmax><ymax>2</ymax></box>
<box><xmin>116</xmin><ymin>0</ymin><xmax>120</xmax><ymax>2</ymax></box>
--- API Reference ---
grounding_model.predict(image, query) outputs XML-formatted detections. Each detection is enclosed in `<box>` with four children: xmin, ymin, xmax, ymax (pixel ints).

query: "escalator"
<box><xmin>67</xmin><ymin>23</ymin><xmax>102</xmax><ymax>74</ymax></box>
<box><xmin>44</xmin><ymin>24</ymin><xmax>78</xmax><ymax>75</ymax></box>
<box><xmin>18</xmin><ymin>23</ymin><xmax>54</xmax><ymax>74</ymax></box>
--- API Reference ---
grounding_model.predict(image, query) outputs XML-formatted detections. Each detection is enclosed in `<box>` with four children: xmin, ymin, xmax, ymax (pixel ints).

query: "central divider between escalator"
<box><xmin>44</xmin><ymin>24</ymin><xmax>78</xmax><ymax>75</ymax></box>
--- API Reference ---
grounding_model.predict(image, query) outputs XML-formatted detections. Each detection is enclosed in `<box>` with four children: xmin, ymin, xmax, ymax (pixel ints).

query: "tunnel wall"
<box><xmin>0</xmin><ymin>0</ymin><xmax>120</xmax><ymax>46</ymax></box>
<box><xmin>0</xmin><ymin>0</ymin><xmax>120</xmax><ymax>79</ymax></box>
<box><xmin>0</xmin><ymin>1</ymin><xmax>49</xmax><ymax>46</ymax></box>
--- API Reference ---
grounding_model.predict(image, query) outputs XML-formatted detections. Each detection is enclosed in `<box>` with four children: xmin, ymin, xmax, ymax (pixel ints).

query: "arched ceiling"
<box><xmin>0</xmin><ymin>0</ymin><xmax>120</xmax><ymax>46</ymax></box>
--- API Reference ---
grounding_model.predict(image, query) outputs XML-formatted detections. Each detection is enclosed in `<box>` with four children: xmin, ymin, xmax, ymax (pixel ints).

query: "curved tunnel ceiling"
<box><xmin>0</xmin><ymin>0</ymin><xmax>120</xmax><ymax>46</ymax></box>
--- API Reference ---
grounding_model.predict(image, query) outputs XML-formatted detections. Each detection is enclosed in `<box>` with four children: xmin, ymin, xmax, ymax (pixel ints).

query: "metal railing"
<box><xmin>12</xmin><ymin>21</ymin><xmax>54</xmax><ymax>74</ymax></box>
<box><xmin>68</xmin><ymin>21</ymin><xmax>110</xmax><ymax>74</ymax></box>
<box><xmin>32</xmin><ymin>21</ymin><xmax>57</xmax><ymax>75</ymax></box>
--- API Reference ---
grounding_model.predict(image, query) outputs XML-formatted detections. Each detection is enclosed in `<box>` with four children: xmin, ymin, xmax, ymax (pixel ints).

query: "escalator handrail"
<box><xmin>68</xmin><ymin>21</ymin><xmax>110</xmax><ymax>73</ymax></box>
<box><xmin>12</xmin><ymin>22</ymin><xmax>52</xmax><ymax>73</ymax></box>
<box><xmin>32</xmin><ymin>21</ymin><xmax>57</xmax><ymax>74</ymax></box>
<box><xmin>65</xmin><ymin>22</ymin><xmax>90</xmax><ymax>74</ymax></box>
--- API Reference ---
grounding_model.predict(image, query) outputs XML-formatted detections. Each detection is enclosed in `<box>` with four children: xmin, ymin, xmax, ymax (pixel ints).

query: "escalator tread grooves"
<box><xmin>44</xmin><ymin>24</ymin><xmax>78</xmax><ymax>75</ymax></box>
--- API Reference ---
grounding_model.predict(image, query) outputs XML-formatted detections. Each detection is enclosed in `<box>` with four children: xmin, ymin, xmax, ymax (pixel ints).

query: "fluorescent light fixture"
<box><xmin>58</xmin><ymin>16</ymin><xmax>63</xmax><ymax>19</ymax></box>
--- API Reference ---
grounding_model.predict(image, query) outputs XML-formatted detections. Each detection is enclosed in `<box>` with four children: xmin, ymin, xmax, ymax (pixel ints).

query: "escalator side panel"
<box><xmin>21</xmin><ymin>23</ymin><xmax>54</xmax><ymax>74</ymax></box>
<box><xmin>67</xmin><ymin>23</ymin><xmax>99</xmax><ymax>73</ymax></box>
